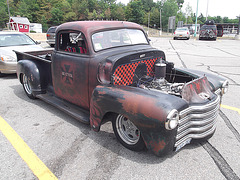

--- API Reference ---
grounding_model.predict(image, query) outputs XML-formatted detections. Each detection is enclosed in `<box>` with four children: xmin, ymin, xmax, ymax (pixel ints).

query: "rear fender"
<box><xmin>90</xmin><ymin>85</ymin><xmax>188</xmax><ymax>156</ymax></box>
<box><xmin>17</xmin><ymin>60</ymin><xmax>48</xmax><ymax>95</ymax></box>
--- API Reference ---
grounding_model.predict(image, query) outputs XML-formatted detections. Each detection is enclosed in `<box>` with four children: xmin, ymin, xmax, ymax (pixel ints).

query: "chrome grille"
<box><xmin>175</xmin><ymin>94</ymin><xmax>220</xmax><ymax>148</ymax></box>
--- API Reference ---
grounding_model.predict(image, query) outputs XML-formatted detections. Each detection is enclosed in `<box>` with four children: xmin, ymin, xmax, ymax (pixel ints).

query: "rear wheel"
<box><xmin>22</xmin><ymin>73</ymin><xmax>35</xmax><ymax>99</ymax></box>
<box><xmin>112</xmin><ymin>114</ymin><xmax>145</xmax><ymax>151</ymax></box>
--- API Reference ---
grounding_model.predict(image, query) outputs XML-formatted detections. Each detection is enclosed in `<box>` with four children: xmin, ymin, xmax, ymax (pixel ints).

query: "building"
<box><xmin>30</xmin><ymin>23</ymin><xmax>42</xmax><ymax>33</ymax></box>
<box><xmin>8</xmin><ymin>17</ymin><xmax>30</xmax><ymax>33</ymax></box>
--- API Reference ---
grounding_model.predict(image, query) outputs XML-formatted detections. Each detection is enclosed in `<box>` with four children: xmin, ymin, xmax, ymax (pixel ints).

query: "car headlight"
<box><xmin>165</xmin><ymin>109</ymin><xmax>179</xmax><ymax>130</ymax></box>
<box><xmin>0</xmin><ymin>55</ymin><xmax>16</xmax><ymax>62</ymax></box>
<box><xmin>221</xmin><ymin>80</ymin><xmax>229</xmax><ymax>94</ymax></box>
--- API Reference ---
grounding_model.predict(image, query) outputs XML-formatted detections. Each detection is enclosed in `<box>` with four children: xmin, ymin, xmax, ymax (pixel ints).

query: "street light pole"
<box><xmin>194</xmin><ymin>0</ymin><xmax>199</xmax><ymax>37</ymax></box>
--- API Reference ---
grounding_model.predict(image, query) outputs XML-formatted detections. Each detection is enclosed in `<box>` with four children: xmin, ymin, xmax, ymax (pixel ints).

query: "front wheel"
<box><xmin>112</xmin><ymin>114</ymin><xmax>145</xmax><ymax>151</ymax></box>
<box><xmin>22</xmin><ymin>73</ymin><xmax>35</xmax><ymax>99</ymax></box>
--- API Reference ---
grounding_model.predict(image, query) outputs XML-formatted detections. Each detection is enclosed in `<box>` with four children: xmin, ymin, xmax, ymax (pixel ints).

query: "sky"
<box><xmin>116</xmin><ymin>0</ymin><xmax>240</xmax><ymax>19</ymax></box>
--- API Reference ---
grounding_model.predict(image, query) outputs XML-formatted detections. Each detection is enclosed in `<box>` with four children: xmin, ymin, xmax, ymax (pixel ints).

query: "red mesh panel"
<box><xmin>113</xmin><ymin>58</ymin><xmax>158</xmax><ymax>85</ymax></box>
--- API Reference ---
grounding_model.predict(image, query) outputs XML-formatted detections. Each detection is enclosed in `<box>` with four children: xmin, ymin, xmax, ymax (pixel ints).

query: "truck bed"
<box><xmin>14</xmin><ymin>49</ymin><xmax>53</xmax><ymax>63</ymax></box>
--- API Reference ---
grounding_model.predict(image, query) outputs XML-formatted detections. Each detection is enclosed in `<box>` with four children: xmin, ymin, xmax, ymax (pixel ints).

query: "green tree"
<box><xmin>0</xmin><ymin>1</ymin><xmax>9</xmax><ymax>29</ymax></box>
<box><xmin>161</xmin><ymin>0</ymin><xmax>178</xmax><ymax>30</ymax></box>
<box><xmin>125</xmin><ymin>0</ymin><xmax>144</xmax><ymax>24</ymax></box>
<box><xmin>176</xmin><ymin>0</ymin><xmax>184</xmax><ymax>9</ymax></box>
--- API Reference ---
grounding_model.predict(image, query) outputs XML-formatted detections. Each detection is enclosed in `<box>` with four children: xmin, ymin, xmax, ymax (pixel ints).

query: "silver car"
<box><xmin>46</xmin><ymin>26</ymin><xmax>57</xmax><ymax>47</ymax></box>
<box><xmin>173</xmin><ymin>27</ymin><xmax>190</xmax><ymax>40</ymax></box>
<box><xmin>0</xmin><ymin>31</ymin><xmax>43</xmax><ymax>76</ymax></box>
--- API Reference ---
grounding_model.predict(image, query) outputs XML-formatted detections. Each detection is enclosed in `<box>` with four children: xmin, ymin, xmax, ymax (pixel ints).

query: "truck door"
<box><xmin>52</xmin><ymin>30</ymin><xmax>90</xmax><ymax>110</ymax></box>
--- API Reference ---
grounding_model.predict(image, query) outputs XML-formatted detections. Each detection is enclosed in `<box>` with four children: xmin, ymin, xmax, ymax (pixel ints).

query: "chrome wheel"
<box><xmin>23</xmin><ymin>74</ymin><xmax>32</xmax><ymax>95</ymax></box>
<box><xmin>22</xmin><ymin>74</ymin><xmax>35</xmax><ymax>99</ymax></box>
<box><xmin>116</xmin><ymin>114</ymin><xmax>140</xmax><ymax>145</ymax></box>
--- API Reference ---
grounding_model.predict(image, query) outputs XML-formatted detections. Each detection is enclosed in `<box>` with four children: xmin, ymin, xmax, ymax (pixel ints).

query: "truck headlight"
<box><xmin>222</xmin><ymin>80</ymin><xmax>229</xmax><ymax>94</ymax></box>
<box><xmin>1</xmin><ymin>55</ymin><xmax>16</xmax><ymax>62</ymax></box>
<box><xmin>165</xmin><ymin>109</ymin><xmax>179</xmax><ymax>130</ymax></box>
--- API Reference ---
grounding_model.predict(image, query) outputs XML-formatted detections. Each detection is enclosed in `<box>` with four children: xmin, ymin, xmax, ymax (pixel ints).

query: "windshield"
<box><xmin>92</xmin><ymin>29</ymin><xmax>148</xmax><ymax>51</ymax></box>
<box><xmin>0</xmin><ymin>34</ymin><xmax>36</xmax><ymax>47</ymax></box>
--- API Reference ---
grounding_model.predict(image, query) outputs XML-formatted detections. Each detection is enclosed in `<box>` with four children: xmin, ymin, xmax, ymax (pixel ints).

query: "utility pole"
<box><xmin>194</xmin><ymin>0</ymin><xmax>199</xmax><ymax>37</ymax></box>
<box><xmin>7</xmin><ymin>0</ymin><xmax>11</xmax><ymax>30</ymax></box>
<box><xmin>160</xmin><ymin>8</ymin><xmax>162</xmax><ymax>35</ymax></box>
<box><xmin>206</xmin><ymin>0</ymin><xmax>209</xmax><ymax>21</ymax></box>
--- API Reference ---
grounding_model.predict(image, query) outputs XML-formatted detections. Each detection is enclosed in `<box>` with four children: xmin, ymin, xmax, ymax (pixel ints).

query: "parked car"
<box><xmin>0</xmin><ymin>31</ymin><xmax>44</xmax><ymax>76</ymax></box>
<box><xmin>199</xmin><ymin>25</ymin><xmax>217</xmax><ymax>40</ymax></box>
<box><xmin>16</xmin><ymin>21</ymin><xmax>228</xmax><ymax>156</ymax></box>
<box><xmin>217</xmin><ymin>24</ymin><xmax>223</xmax><ymax>37</ymax></box>
<box><xmin>46</xmin><ymin>26</ymin><xmax>57</xmax><ymax>47</ymax></box>
<box><xmin>173</xmin><ymin>27</ymin><xmax>190</xmax><ymax>40</ymax></box>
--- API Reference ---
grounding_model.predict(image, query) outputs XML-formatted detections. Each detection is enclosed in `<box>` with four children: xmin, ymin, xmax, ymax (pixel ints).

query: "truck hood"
<box><xmin>0</xmin><ymin>45</ymin><xmax>44</xmax><ymax>62</ymax></box>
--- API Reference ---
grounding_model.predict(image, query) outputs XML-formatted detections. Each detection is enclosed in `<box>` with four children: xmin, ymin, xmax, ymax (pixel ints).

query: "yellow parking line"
<box><xmin>0</xmin><ymin>116</ymin><xmax>58</xmax><ymax>180</ymax></box>
<box><xmin>221</xmin><ymin>104</ymin><xmax>240</xmax><ymax>115</ymax></box>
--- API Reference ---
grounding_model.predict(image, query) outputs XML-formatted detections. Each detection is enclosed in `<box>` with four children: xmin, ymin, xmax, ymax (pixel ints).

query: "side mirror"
<box><xmin>36</xmin><ymin>41</ymin><xmax>41</xmax><ymax>44</ymax></box>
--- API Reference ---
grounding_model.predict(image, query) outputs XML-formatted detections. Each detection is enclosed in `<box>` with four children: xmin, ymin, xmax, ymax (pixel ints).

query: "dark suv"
<box><xmin>199</xmin><ymin>21</ymin><xmax>217</xmax><ymax>41</ymax></box>
<box><xmin>46</xmin><ymin>26</ymin><xmax>57</xmax><ymax>47</ymax></box>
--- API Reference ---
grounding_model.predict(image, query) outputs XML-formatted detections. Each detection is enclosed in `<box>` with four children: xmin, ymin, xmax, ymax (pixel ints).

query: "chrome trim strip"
<box><xmin>177</xmin><ymin>112</ymin><xmax>218</xmax><ymax>133</ymax></box>
<box><xmin>175</xmin><ymin>125</ymin><xmax>217</xmax><ymax>147</ymax></box>
<box><xmin>176</xmin><ymin>118</ymin><xmax>217</xmax><ymax>140</ymax></box>
<box><xmin>179</xmin><ymin>103</ymin><xmax>220</xmax><ymax>126</ymax></box>
<box><xmin>180</xmin><ymin>95</ymin><xmax>220</xmax><ymax>117</ymax></box>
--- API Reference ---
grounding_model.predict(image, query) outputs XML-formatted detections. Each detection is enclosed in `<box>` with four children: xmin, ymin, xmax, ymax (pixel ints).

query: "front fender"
<box><xmin>90</xmin><ymin>85</ymin><xmax>188</xmax><ymax>156</ymax></box>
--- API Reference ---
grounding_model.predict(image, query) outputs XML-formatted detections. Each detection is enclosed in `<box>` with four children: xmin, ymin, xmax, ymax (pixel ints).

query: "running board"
<box><xmin>36</xmin><ymin>93</ymin><xmax>90</xmax><ymax>124</ymax></box>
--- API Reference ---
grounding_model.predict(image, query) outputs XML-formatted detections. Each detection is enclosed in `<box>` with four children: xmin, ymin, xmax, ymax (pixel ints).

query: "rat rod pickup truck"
<box><xmin>15</xmin><ymin>21</ymin><xmax>228</xmax><ymax>156</ymax></box>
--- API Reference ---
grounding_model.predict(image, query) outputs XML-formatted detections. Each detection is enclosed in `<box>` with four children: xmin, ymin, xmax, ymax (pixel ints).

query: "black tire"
<box><xmin>112</xmin><ymin>114</ymin><xmax>145</xmax><ymax>151</ymax></box>
<box><xmin>50</xmin><ymin>44</ymin><xmax>55</xmax><ymax>47</ymax></box>
<box><xmin>22</xmin><ymin>73</ymin><xmax>36</xmax><ymax>99</ymax></box>
<box><xmin>173</xmin><ymin>37</ymin><xmax>177</xmax><ymax>40</ymax></box>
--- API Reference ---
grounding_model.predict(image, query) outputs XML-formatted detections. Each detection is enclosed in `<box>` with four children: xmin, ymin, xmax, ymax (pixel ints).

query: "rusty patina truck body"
<box><xmin>15</xmin><ymin>21</ymin><xmax>228</xmax><ymax>156</ymax></box>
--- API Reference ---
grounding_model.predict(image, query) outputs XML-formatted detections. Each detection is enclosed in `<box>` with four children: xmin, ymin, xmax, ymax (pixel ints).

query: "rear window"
<box><xmin>47</xmin><ymin>27</ymin><xmax>57</xmax><ymax>33</ymax></box>
<box><xmin>201</xmin><ymin>25</ymin><xmax>216</xmax><ymax>30</ymax></box>
<box><xmin>176</xmin><ymin>28</ymin><xmax>188</xmax><ymax>31</ymax></box>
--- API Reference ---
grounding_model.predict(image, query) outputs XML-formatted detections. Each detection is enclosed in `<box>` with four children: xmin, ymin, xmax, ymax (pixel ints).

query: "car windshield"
<box><xmin>92</xmin><ymin>29</ymin><xmax>148</xmax><ymax>51</ymax></box>
<box><xmin>0</xmin><ymin>33</ymin><xmax>36</xmax><ymax>47</ymax></box>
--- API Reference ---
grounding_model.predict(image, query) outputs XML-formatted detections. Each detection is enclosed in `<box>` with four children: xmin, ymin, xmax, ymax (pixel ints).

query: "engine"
<box><xmin>133</xmin><ymin>60</ymin><xmax>184</xmax><ymax>97</ymax></box>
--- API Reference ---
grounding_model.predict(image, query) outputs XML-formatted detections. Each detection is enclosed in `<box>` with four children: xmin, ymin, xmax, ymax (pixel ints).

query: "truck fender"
<box><xmin>90</xmin><ymin>85</ymin><xmax>188</xmax><ymax>156</ymax></box>
<box><xmin>17</xmin><ymin>60</ymin><xmax>46</xmax><ymax>95</ymax></box>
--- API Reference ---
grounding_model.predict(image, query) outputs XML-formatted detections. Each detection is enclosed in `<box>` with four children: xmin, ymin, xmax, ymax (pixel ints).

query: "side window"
<box><xmin>58</xmin><ymin>31</ymin><xmax>88</xmax><ymax>54</ymax></box>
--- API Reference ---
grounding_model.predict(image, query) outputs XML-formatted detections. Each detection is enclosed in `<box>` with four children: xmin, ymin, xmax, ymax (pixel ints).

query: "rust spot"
<box><xmin>149</xmin><ymin>139</ymin><xmax>166</xmax><ymax>153</ymax></box>
<box><xmin>119</xmin><ymin>93</ymin><xmax>165</xmax><ymax>121</ymax></box>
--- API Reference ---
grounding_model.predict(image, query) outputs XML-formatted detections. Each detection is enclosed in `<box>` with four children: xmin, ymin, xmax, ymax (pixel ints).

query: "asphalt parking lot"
<box><xmin>0</xmin><ymin>37</ymin><xmax>240</xmax><ymax>180</ymax></box>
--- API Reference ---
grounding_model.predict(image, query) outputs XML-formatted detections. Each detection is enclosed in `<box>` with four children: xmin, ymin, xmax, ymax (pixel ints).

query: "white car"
<box><xmin>173</xmin><ymin>27</ymin><xmax>190</xmax><ymax>40</ymax></box>
<box><xmin>0</xmin><ymin>31</ymin><xmax>44</xmax><ymax>76</ymax></box>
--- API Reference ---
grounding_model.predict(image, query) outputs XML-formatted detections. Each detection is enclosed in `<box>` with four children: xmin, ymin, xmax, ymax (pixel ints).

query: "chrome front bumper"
<box><xmin>175</xmin><ymin>94</ymin><xmax>220</xmax><ymax>148</ymax></box>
